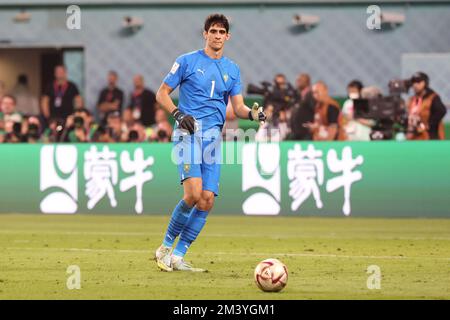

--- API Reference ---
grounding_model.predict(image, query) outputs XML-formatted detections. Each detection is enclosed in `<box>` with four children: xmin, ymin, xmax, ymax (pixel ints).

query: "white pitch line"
<box><xmin>211</xmin><ymin>251</ymin><xmax>450</xmax><ymax>261</ymax></box>
<box><xmin>4</xmin><ymin>247</ymin><xmax>450</xmax><ymax>261</ymax></box>
<box><xmin>5</xmin><ymin>247</ymin><xmax>149</xmax><ymax>254</ymax></box>
<box><xmin>1</xmin><ymin>229</ymin><xmax>450</xmax><ymax>241</ymax></box>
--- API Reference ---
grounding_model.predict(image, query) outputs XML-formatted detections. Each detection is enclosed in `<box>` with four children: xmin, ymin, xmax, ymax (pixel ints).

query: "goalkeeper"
<box><xmin>154</xmin><ymin>13</ymin><xmax>266</xmax><ymax>272</ymax></box>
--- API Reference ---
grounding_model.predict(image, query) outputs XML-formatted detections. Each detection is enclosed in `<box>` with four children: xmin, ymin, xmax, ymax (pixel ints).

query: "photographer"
<box><xmin>128</xmin><ymin>121</ymin><xmax>148</xmax><ymax>143</ymax></box>
<box><xmin>41</xmin><ymin>118</ymin><xmax>65</xmax><ymax>143</ymax></box>
<box><xmin>106</xmin><ymin>110</ymin><xmax>127</xmax><ymax>142</ymax></box>
<box><xmin>308</xmin><ymin>81</ymin><xmax>345</xmax><ymax>141</ymax></box>
<box><xmin>3</xmin><ymin>121</ymin><xmax>25</xmax><ymax>143</ymax></box>
<box><xmin>150</xmin><ymin>109</ymin><xmax>173</xmax><ymax>142</ymax></box>
<box><xmin>289</xmin><ymin>73</ymin><xmax>315</xmax><ymax>140</ymax></box>
<box><xmin>22</xmin><ymin>116</ymin><xmax>43</xmax><ymax>143</ymax></box>
<box><xmin>60</xmin><ymin>108</ymin><xmax>93</xmax><ymax>142</ymax></box>
<box><xmin>92</xmin><ymin>125</ymin><xmax>114</xmax><ymax>143</ymax></box>
<box><xmin>342</xmin><ymin>80</ymin><xmax>372</xmax><ymax>141</ymax></box>
<box><xmin>255</xmin><ymin>104</ymin><xmax>289</xmax><ymax>142</ymax></box>
<box><xmin>266</xmin><ymin>74</ymin><xmax>296</xmax><ymax>123</ymax></box>
<box><xmin>248</xmin><ymin>74</ymin><xmax>295</xmax><ymax>141</ymax></box>
<box><xmin>407</xmin><ymin>72</ymin><xmax>447</xmax><ymax>140</ymax></box>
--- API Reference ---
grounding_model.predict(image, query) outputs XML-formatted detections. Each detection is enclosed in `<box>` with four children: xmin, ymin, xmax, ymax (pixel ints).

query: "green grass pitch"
<box><xmin>0</xmin><ymin>214</ymin><xmax>449</xmax><ymax>300</ymax></box>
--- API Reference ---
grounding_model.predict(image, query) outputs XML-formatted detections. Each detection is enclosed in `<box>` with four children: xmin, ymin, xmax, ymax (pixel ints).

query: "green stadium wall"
<box><xmin>1</xmin><ymin>141</ymin><xmax>449</xmax><ymax>217</ymax></box>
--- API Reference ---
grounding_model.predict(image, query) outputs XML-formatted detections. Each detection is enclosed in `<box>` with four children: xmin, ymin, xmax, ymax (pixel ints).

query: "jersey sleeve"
<box><xmin>229</xmin><ymin>65</ymin><xmax>242</xmax><ymax>97</ymax></box>
<box><xmin>163</xmin><ymin>56</ymin><xmax>186</xmax><ymax>89</ymax></box>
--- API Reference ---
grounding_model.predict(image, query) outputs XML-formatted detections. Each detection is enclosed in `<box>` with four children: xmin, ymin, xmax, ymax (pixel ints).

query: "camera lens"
<box><xmin>28</xmin><ymin>123</ymin><xmax>39</xmax><ymax>135</ymax></box>
<box><xmin>74</xmin><ymin>116</ymin><xmax>84</xmax><ymax>128</ymax></box>
<box><xmin>13</xmin><ymin>122</ymin><xmax>22</xmax><ymax>134</ymax></box>
<box><xmin>128</xmin><ymin>130</ymin><xmax>139</xmax><ymax>141</ymax></box>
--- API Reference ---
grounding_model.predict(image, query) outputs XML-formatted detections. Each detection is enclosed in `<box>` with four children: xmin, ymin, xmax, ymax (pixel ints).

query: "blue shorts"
<box><xmin>173</xmin><ymin>128</ymin><xmax>222</xmax><ymax>196</ymax></box>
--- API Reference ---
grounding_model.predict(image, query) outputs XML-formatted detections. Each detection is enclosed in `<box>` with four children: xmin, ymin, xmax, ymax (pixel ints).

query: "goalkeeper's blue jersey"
<box><xmin>163</xmin><ymin>49</ymin><xmax>242</xmax><ymax>132</ymax></box>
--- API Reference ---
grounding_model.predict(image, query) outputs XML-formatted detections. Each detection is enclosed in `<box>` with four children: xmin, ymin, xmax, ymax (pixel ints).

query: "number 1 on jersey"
<box><xmin>210</xmin><ymin>80</ymin><xmax>215</xmax><ymax>98</ymax></box>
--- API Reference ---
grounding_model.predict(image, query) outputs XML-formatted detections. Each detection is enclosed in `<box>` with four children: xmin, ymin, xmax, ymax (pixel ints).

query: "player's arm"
<box><xmin>230</xmin><ymin>94</ymin><xmax>266</xmax><ymax>123</ymax></box>
<box><xmin>156</xmin><ymin>82</ymin><xmax>177</xmax><ymax>114</ymax></box>
<box><xmin>156</xmin><ymin>82</ymin><xmax>197</xmax><ymax>134</ymax></box>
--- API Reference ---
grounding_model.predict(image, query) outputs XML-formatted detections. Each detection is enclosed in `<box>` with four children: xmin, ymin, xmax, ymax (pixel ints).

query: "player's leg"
<box><xmin>171</xmin><ymin>149</ymin><xmax>221</xmax><ymax>271</ymax></box>
<box><xmin>161</xmin><ymin>177</ymin><xmax>202</xmax><ymax>247</ymax></box>
<box><xmin>171</xmin><ymin>190</ymin><xmax>214</xmax><ymax>272</ymax></box>
<box><xmin>155</xmin><ymin>177</ymin><xmax>202</xmax><ymax>271</ymax></box>
<box><xmin>155</xmin><ymin>133</ymin><xmax>202</xmax><ymax>271</ymax></box>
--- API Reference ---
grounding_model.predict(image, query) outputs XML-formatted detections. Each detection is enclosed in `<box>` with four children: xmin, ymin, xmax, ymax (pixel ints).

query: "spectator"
<box><xmin>309</xmin><ymin>81</ymin><xmax>345</xmax><ymax>141</ymax></box>
<box><xmin>96</xmin><ymin>71</ymin><xmax>124</xmax><ymax>123</ymax></box>
<box><xmin>124</xmin><ymin>74</ymin><xmax>157</xmax><ymax>127</ymax></box>
<box><xmin>341</xmin><ymin>80</ymin><xmax>372</xmax><ymax>141</ymax></box>
<box><xmin>407</xmin><ymin>72</ymin><xmax>447</xmax><ymax>140</ymax></box>
<box><xmin>11</xmin><ymin>74</ymin><xmax>40</xmax><ymax>116</ymax></box>
<box><xmin>41</xmin><ymin>65</ymin><xmax>82</xmax><ymax>123</ymax></box>
<box><xmin>150</xmin><ymin>108</ymin><xmax>173</xmax><ymax>142</ymax></box>
<box><xmin>289</xmin><ymin>73</ymin><xmax>315</xmax><ymax>140</ymax></box>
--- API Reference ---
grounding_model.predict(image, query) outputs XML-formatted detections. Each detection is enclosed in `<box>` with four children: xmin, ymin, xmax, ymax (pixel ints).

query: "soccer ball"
<box><xmin>254</xmin><ymin>258</ymin><xmax>288</xmax><ymax>292</ymax></box>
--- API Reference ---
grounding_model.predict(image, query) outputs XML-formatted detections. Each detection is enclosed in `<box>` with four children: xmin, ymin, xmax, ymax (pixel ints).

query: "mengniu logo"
<box><xmin>40</xmin><ymin>145</ymin><xmax>78</xmax><ymax>214</ymax></box>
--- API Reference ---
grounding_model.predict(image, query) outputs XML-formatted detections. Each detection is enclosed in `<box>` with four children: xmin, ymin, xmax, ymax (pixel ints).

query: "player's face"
<box><xmin>204</xmin><ymin>24</ymin><xmax>230</xmax><ymax>51</ymax></box>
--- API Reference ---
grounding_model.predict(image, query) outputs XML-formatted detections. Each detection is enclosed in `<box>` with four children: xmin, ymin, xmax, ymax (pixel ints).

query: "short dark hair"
<box><xmin>411</xmin><ymin>71</ymin><xmax>429</xmax><ymax>86</ymax></box>
<box><xmin>204</xmin><ymin>14</ymin><xmax>230</xmax><ymax>33</ymax></box>
<box><xmin>347</xmin><ymin>80</ymin><xmax>364</xmax><ymax>92</ymax></box>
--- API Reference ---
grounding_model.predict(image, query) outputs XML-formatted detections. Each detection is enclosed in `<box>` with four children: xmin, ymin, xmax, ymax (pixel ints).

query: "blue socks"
<box><xmin>162</xmin><ymin>200</ymin><xmax>193</xmax><ymax>248</ymax></box>
<box><xmin>173</xmin><ymin>208</ymin><xmax>208</xmax><ymax>257</ymax></box>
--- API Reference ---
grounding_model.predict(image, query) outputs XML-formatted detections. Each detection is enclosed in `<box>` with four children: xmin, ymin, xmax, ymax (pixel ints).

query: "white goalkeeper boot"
<box><xmin>155</xmin><ymin>245</ymin><xmax>173</xmax><ymax>272</ymax></box>
<box><xmin>171</xmin><ymin>255</ymin><xmax>206</xmax><ymax>272</ymax></box>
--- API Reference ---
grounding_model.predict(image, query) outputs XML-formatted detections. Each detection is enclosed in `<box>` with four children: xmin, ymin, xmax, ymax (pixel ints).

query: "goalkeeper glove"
<box><xmin>248</xmin><ymin>102</ymin><xmax>267</xmax><ymax>124</ymax></box>
<box><xmin>172</xmin><ymin>108</ymin><xmax>197</xmax><ymax>134</ymax></box>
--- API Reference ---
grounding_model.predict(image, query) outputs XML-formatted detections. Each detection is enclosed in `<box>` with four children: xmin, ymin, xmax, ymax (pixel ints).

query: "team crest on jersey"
<box><xmin>183</xmin><ymin>164</ymin><xmax>190</xmax><ymax>172</ymax></box>
<box><xmin>223</xmin><ymin>74</ymin><xmax>229</xmax><ymax>82</ymax></box>
<box><xmin>170</xmin><ymin>62</ymin><xmax>180</xmax><ymax>75</ymax></box>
